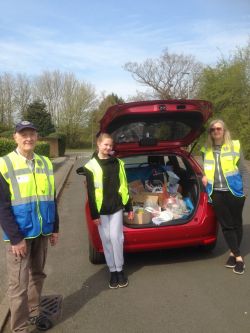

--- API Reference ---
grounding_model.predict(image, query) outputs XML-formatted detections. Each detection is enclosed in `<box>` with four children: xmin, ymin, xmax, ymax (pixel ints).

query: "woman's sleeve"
<box><xmin>238</xmin><ymin>151</ymin><xmax>250</xmax><ymax>196</ymax></box>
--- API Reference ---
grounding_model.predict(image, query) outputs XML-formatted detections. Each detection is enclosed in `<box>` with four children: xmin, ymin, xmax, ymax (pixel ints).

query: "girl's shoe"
<box><xmin>225</xmin><ymin>255</ymin><xmax>236</xmax><ymax>268</ymax></box>
<box><xmin>117</xmin><ymin>271</ymin><xmax>129</xmax><ymax>288</ymax></box>
<box><xmin>109</xmin><ymin>272</ymin><xmax>119</xmax><ymax>289</ymax></box>
<box><xmin>233</xmin><ymin>261</ymin><xmax>245</xmax><ymax>275</ymax></box>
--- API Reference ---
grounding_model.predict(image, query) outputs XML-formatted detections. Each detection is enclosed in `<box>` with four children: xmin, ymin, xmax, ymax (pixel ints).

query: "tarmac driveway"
<box><xmin>1</xmin><ymin>154</ymin><xmax>250</xmax><ymax>333</ymax></box>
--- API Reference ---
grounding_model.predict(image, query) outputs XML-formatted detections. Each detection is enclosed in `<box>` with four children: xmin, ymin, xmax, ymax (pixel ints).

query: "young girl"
<box><xmin>82</xmin><ymin>133</ymin><xmax>134</xmax><ymax>288</ymax></box>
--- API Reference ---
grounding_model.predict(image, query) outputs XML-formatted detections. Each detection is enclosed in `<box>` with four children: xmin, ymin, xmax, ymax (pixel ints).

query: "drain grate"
<box><xmin>40</xmin><ymin>295</ymin><xmax>63</xmax><ymax>321</ymax></box>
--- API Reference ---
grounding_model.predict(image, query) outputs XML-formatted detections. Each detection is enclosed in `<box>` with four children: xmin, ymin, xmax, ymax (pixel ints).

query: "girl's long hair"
<box><xmin>205</xmin><ymin>119</ymin><xmax>233</xmax><ymax>149</ymax></box>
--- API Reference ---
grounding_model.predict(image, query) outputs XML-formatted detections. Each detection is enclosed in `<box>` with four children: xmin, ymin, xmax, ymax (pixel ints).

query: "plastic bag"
<box><xmin>152</xmin><ymin>210</ymin><xmax>173</xmax><ymax>225</ymax></box>
<box><xmin>167</xmin><ymin>171</ymin><xmax>180</xmax><ymax>185</ymax></box>
<box><xmin>144</xmin><ymin>199</ymin><xmax>161</xmax><ymax>216</ymax></box>
<box><xmin>183</xmin><ymin>197</ymin><xmax>194</xmax><ymax>212</ymax></box>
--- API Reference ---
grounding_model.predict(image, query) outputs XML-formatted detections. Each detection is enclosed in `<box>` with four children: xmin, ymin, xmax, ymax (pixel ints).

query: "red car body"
<box><xmin>85</xmin><ymin>100</ymin><xmax>218</xmax><ymax>263</ymax></box>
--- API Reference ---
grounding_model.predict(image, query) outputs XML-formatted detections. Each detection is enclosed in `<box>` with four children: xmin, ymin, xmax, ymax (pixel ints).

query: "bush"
<box><xmin>0</xmin><ymin>138</ymin><xmax>50</xmax><ymax>157</ymax></box>
<box><xmin>0</xmin><ymin>138</ymin><xmax>17</xmax><ymax>156</ymax></box>
<box><xmin>35</xmin><ymin>142</ymin><xmax>50</xmax><ymax>157</ymax></box>
<box><xmin>47</xmin><ymin>132</ymin><xmax>66</xmax><ymax>156</ymax></box>
<box><xmin>0</xmin><ymin>123</ymin><xmax>12</xmax><ymax>133</ymax></box>
<box><xmin>0</xmin><ymin>130</ymin><xmax>14</xmax><ymax>138</ymax></box>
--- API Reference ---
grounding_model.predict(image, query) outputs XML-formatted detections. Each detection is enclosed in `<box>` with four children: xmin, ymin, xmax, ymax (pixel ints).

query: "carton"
<box><xmin>128</xmin><ymin>180</ymin><xmax>145</xmax><ymax>194</ymax></box>
<box><xmin>132</xmin><ymin>192</ymin><xmax>162</xmax><ymax>206</ymax></box>
<box><xmin>124</xmin><ymin>208</ymin><xmax>151</xmax><ymax>224</ymax></box>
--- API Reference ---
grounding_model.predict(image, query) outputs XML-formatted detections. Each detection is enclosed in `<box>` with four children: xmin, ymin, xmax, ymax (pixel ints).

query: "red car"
<box><xmin>86</xmin><ymin>99</ymin><xmax>218</xmax><ymax>264</ymax></box>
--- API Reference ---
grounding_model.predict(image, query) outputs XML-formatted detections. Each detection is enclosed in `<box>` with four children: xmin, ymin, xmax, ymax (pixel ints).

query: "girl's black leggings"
<box><xmin>211</xmin><ymin>191</ymin><xmax>245</xmax><ymax>257</ymax></box>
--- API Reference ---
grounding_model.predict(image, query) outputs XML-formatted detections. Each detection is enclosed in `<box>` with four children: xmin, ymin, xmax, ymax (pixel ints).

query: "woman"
<box><xmin>78</xmin><ymin>133</ymin><xmax>134</xmax><ymax>288</ymax></box>
<box><xmin>201</xmin><ymin>119</ymin><xmax>249</xmax><ymax>275</ymax></box>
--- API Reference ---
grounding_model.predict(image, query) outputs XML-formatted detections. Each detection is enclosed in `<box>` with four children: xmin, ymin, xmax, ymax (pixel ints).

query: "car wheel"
<box><xmin>89</xmin><ymin>240</ymin><xmax>105</xmax><ymax>264</ymax></box>
<box><xmin>200</xmin><ymin>241</ymin><xmax>217</xmax><ymax>252</ymax></box>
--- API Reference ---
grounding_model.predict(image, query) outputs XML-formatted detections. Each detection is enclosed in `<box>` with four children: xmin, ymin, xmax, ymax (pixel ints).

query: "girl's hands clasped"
<box><xmin>128</xmin><ymin>211</ymin><xmax>134</xmax><ymax>220</ymax></box>
<box><xmin>93</xmin><ymin>218</ymin><xmax>101</xmax><ymax>226</ymax></box>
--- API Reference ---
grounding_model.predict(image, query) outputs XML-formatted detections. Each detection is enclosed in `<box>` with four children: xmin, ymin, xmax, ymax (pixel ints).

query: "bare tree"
<box><xmin>14</xmin><ymin>74</ymin><xmax>32</xmax><ymax>119</ymax></box>
<box><xmin>33</xmin><ymin>70</ymin><xmax>65</xmax><ymax>126</ymax></box>
<box><xmin>0</xmin><ymin>73</ymin><xmax>16</xmax><ymax>126</ymax></box>
<box><xmin>59</xmin><ymin>74</ymin><xmax>97</xmax><ymax>146</ymax></box>
<box><xmin>126</xmin><ymin>89</ymin><xmax>156</xmax><ymax>102</ymax></box>
<box><xmin>124</xmin><ymin>49</ymin><xmax>204</xmax><ymax>99</ymax></box>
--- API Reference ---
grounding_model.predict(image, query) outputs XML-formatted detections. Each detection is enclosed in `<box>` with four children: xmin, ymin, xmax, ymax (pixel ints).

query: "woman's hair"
<box><xmin>96</xmin><ymin>133</ymin><xmax>113</xmax><ymax>146</ymax></box>
<box><xmin>205</xmin><ymin>119</ymin><xmax>232</xmax><ymax>149</ymax></box>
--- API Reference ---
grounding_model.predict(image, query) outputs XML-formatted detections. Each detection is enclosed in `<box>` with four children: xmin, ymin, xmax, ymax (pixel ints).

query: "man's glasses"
<box><xmin>210</xmin><ymin>127</ymin><xmax>223</xmax><ymax>133</ymax></box>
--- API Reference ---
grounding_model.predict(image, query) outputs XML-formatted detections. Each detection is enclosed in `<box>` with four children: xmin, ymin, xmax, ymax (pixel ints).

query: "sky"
<box><xmin>0</xmin><ymin>0</ymin><xmax>250</xmax><ymax>99</ymax></box>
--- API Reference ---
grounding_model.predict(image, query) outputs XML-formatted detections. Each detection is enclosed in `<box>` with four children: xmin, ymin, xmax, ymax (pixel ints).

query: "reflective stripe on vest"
<box><xmin>0</xmin><ymin>151</ymin><xmax>56</xmax><ymax>241</ymax></box>
<box><xmin>85</xmin><ymin>157</ymin><xmax>129</xmax><ymax>212</ymax></box>
<box><xmin>201</xmin><ymin>140</ymin><xmax>243</xmax><ymax>197</ymax></box>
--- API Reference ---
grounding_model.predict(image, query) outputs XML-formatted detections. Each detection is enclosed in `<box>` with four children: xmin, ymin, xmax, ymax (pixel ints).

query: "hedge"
<box><xmin>0</xmin><ymin>138</ymin><xmax>16</xmax><ymax>156</ymax></box>
<box><xmin>0</xmin><ymin>130</ymin><xmax>14</xmax><ymax>138</ymax></box>
<box><xmin>0</xmin><ymin>138</ymin><xmax>50</xmax><ymax>157</ymax></box>
<box><xmin>34</xmin><ymin>142</ymin><xmax>50</xmax><ymax>157</ymax></box>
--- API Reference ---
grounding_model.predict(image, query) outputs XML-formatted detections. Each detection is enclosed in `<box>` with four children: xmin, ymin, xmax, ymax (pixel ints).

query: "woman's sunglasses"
<box><xmin>210</xmin><ymin>127</ymin><xmax>223</xmax><ymax>133</ymax></box>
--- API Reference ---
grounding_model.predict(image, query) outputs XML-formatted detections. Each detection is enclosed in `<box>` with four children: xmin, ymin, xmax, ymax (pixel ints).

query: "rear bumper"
<box><xmin>88</xmin><ymin>216</ymin><xmax>217</xmax><ymax>253</ymax></box>
<box><xmin>123</xmin><ymin>233</ymin><xmax>217</xmax><ymax>252</ymax></box>
<box><xmin>86</xmin><ymin>197</ymin><xmax>218</xmax><ymax>253</ymax></box>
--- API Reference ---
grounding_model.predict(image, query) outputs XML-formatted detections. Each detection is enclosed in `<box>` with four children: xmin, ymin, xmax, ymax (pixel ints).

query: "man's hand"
<box><xmin>49</xmin><ymin>233</ymin><xmax>59</xmax><ymax>246</ymax></box>
<box><xmin>11</xmin><ymin>239</ymin><xmax>27</xmax><ymax>257</ymax></box>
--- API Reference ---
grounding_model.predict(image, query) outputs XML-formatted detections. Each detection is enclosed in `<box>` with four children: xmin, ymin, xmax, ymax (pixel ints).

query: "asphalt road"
<box><xmin>2</xmin><ymin>154</ymin><xmax>250</xmax><ymax>333</ymax></box>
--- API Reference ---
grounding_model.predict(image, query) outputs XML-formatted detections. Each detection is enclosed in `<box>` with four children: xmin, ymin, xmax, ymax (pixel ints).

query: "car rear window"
<box><xmin>112</xmin><ymin>120</ymin><xmax>190</xmax><ymax>144</ymax></box>
<box><xmin>122</xmin><ymin>155</ymin><xmax>187</xmax><ymax>169</ymax></box>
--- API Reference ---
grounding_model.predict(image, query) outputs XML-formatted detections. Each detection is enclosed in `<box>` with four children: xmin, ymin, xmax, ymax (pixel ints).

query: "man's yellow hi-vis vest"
<box><xmin>85</xmin><ymin>157</ymin><xmax>129</xmax><ymax>212</ymax></box>
<box><xmin>0</xmin><ymin>151</ymin><xmax>56</xmax><ymax>241</ymax></box>
<box><xmin>201</xmin><ymin>140</ymin><xmax>244</xmax><ymax>197</ymax></box>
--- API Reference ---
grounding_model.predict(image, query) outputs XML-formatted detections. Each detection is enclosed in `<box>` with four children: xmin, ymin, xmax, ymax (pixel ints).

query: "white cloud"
<box><xmin>0</xmin><ymin>14</ymin><xmax>249</xmax><ymax>97</ymax></box>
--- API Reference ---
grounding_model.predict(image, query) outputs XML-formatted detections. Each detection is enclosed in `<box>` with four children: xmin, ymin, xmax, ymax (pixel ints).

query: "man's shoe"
<box><xmin>35</xmin><ymin>315</ymin><xmax>53</xmax><ymax>331</ymax></box>
<box><xmin>225</xmin><ymin>255</ymin><xmax>236</xmax><ymax>268</ymax></box>
<box><xmin>233</xmin><ymin>261</ymin><xmax>245</xmax><ymax>275</ymax></box>
<box><xmin>28</xmin><ymin>315</ymin><xmax>38</xmax><ymax>325</ymax></box>
<box><xmin>117</xmin><ymin>271</ymin><xmax>128</xmax><ymax>288</ymax></box>
<box><xmin>109</xmin><ymin>272</ymin><xmax>119</xmax><ymax>289</ymax></box>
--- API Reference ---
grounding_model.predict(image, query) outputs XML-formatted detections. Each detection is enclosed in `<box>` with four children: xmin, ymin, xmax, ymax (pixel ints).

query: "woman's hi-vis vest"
<box><xmin>0</xmin><ymin>151</ymin><xmax>56</xmax><ymax>241</ymax></box>
<box><xmin>85</xmin><ymin>157</ymin><xmax>129</xmax><ymax>212</ymax></box>
<box><xmin>201</xmin><ymin>140</ymin><xmax>244</xmax><ymax>197</ymax></box>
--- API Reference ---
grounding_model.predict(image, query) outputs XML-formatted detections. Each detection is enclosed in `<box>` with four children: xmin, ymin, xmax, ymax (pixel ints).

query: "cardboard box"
<box><xmin>132</xmin><ymin>192</ymin><xmax>161</xmax><ymax>206</ymax></box>
<box><xmin>129</xmin><ymin>180</ymin><xmax>145</xmax><ymax>194</ymax></box>
<box><xmin>132</xmin><ymin>191</ymin><xmax>167</xmax><ymax>211</ymax></box>
<box><xmin>124</xmin><ymin>209</ymin><xmax>151</xmax><ymax>224</ymax></box>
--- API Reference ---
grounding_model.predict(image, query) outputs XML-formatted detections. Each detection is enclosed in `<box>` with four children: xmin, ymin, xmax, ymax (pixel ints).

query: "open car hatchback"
<box><xmin>85</xmin><ymin>99</ymin><xmax>218</xmax><ymax>263</ymax></box>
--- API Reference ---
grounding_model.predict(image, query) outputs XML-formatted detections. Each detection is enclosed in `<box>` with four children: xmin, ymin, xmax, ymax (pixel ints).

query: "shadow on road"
<box><xmin>58</xmin><ymin>266</ymin><xmax>108</xmax><ymax>324</ymax></box>
<box><xmin>59</xmin><ymin>237</ymin><xmax>227</xmax><ymax>325</ymax></box>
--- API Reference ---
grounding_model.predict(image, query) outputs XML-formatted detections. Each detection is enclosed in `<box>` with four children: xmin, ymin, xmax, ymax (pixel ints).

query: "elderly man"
<box><xmin>0</xmin><ymin>121</ymin><xmax>59</xmax><ymax>332</ymax></box>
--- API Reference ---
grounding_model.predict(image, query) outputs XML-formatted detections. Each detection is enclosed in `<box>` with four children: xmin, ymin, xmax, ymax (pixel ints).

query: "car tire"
<box><xmin>200</xmin><ymin>241</ymin><xmax>217</xmax><ymax>252</ymax></box>
<box><xmin>89</xmin><ymin>241</ymin><xmax>105</xmax><ymax>264</ymax></box>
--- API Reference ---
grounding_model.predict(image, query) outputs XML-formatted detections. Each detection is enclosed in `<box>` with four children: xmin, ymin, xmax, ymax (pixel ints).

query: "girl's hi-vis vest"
<box><xmin>0</xmin><ymin>151</ymin><xmax>56</xmax><ymax>241</ymax></box>
<box><xmin>85</xmin><ymin>157</ymin><xmax>129</xmax><ymax>212</ymax></box>
<box><xmin>201</xmin><ymin>140</ymin><xmax>244</xmax><ymax>197</ymax></box>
